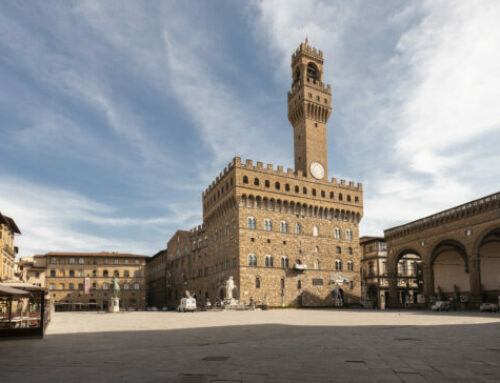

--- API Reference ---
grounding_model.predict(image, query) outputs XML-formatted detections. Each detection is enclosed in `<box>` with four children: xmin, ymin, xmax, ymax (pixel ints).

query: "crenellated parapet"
<box><xmin>292</xmin><ymin>39</ymin><xmax>323</xmax><ymax>65</ymax></box>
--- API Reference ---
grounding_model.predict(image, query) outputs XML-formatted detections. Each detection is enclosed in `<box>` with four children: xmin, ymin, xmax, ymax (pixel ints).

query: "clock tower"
<box><xmin>287</xmin><ymin>39</ymin><xmax>332</xmax><ymax>180</ymax></box>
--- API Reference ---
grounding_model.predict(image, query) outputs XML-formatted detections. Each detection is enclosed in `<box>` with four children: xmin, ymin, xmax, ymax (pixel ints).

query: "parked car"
<box><xmin>177</xmin><ymin>297</ymin><xmax>197</xmax><ymax>312</ymax></box>
<box><xmin>431</xmin><ymin>301</ymin><xmax>450</xmax><ymax>311</ymax></box>
<box><xmin>480</xmin><ymin>303</ymin><xmax>499</xmax><ymax>312</ymax></box>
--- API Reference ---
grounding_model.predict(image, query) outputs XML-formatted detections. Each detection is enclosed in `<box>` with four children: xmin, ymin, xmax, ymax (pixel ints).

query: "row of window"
<box><xmin>247</xmin><ymin>217</ymin><xmax>353</xmax><ymax>240</ymax></box>
<box><xmin>48</xmin><ymin>269</ymin><xmax>141</xmax><ymax>278</ymax></box>
<box><xmin>242</xmin><ymin>176</ymin><xmax>359</xmax><ymax>203</ymax></box>
<box><xmin>49</xmin><ymin>257</ymin><xmax>141</xmax><ymax>265</ymax></box>
<box><xmin>49</xmin><ymin>282</ymin><xmax>141</xmax><ymax>290</ymax></box>
<box><xmin>247</xmin><ymin>254</ymin><xmax>354</xmax><ymax>271</ymax></box>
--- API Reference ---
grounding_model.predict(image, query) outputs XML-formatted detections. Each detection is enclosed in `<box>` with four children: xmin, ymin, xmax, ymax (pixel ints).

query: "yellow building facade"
<box><xmin>43</xmin><ymin>252</ymin><xmax>148</xmax><ymax>311</ymax></box>
<box><xmin>0</xmin><ymin>212</ymin><xmax>21</xmax><ymax>281</ymax></box>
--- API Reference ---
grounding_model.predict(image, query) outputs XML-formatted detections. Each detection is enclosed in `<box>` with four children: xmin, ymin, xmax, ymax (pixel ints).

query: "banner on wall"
<box><xmin>84</xmin><ymin>276</ymin><xmax>90</xmax><ymax>295</ymax></box>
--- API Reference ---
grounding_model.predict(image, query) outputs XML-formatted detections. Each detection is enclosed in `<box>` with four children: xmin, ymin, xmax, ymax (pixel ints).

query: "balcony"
<box><xmin>293</xmin><ymin>263</ymin><xmax>308</xmax><ymax>271</ymax></box>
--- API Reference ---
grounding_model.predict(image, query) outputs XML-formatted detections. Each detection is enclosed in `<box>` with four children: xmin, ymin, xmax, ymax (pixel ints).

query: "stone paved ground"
<box><xmin>2</xmin><ymin>309</ymin><xmax>500</xmax><ymax>382</ymax></box>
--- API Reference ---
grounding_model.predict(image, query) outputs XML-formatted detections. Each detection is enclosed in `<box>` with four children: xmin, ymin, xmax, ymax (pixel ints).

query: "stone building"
<box><xmin>360</xmin><ymin>236</ymin><xmax>422</xmax><ymax>309</ymax></box>
<box><xmin>384</xmin><ymin>191</ymin><xmax>500</xmax><ymax>308</ymax></box>
<box><xmin>42</xmin><ymin>252</ymin><xmax>148</xmax><ymax>311</ymax></box>
<box><xmin>161</xmin><ymin>40</ymin><xmax>364</xmax><ymax>308</ymax></box>
<box><xmin>0</xmin><ymin>212</ymin><xmax>21</xmax><ymax>281</ymax></box>
<box><xmin>17</xmin><ymin>255</ymin><xmax>47</xmax><ymax>287</ymax></box>
<box><xmin>146</xmin><ymin>249</ymin><xmax>168</xmax><ymax>308</ymax></box>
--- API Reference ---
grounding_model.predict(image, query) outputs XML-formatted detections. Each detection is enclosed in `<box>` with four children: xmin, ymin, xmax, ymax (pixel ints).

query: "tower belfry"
<box><xmin>287</xmin><ymin>39</ymin><xmax>332</xmax><ymax>180</ymax></box>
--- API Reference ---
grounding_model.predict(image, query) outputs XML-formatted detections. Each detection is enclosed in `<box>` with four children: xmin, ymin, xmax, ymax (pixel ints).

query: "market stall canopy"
<box><xmin>0</xmin><ymin>284</ymin><xmax>30</xmax><ymax>297</ymax></box>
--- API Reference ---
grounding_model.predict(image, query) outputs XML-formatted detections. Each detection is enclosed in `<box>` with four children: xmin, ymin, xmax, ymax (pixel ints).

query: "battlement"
<box><xmin>234</xmin><ymin>157</ymin><xmax>361</xmax><ymax>190</ymax></box>
<box><xmin>292</xmin><ymin>39</ymin><xmax>323</xmax><ymax>63</ymax></box>
<box><xmin>189</xmin><ymin>224</ymin><xmax>206</xmax><ymax>236</ymax></box>
<box><xmin>202</xmin><ymin>156</ymin><xmax>362</xmax><ymax>197</ymax></box>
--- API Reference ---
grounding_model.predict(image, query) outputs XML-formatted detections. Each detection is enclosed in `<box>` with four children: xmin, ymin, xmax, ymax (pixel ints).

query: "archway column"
<box><xmin>387</xmin><ymin>270</ymin><xmax>399</xmax><ymax>307</ymax></box>
<box><xmin>422</xmin><ymin>263</ymin><xmax>434</xmax><ymax>300</ymax></box>
<box><xmin>468</xmin><ymin>256</ymin><xmax>482</xmax><ymax>306</ymax></box>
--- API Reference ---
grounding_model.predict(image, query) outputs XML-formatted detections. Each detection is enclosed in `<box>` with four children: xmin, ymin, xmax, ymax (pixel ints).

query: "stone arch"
<box><xmin>475</xmin><ymin>226</ymin><xmax>500</xmax><ymax>299</ymax></box>
<box><xmin>430</xmin><ymin>239</ymin><xmax>470</xmax><ymax>297</ymax></box>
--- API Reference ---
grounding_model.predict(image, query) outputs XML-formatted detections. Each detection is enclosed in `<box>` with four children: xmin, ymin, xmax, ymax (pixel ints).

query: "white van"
<box><xmin>177</xmin><ymin>297</ymin><xmax>196</xmax><ymax>312</ymax></box>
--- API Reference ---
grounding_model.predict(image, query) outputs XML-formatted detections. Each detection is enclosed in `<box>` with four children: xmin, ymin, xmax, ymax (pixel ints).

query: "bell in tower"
<box><xmin>287</xmin><ymin>39</ymin><xmax>332</xmax><ymax>180</ymax></box>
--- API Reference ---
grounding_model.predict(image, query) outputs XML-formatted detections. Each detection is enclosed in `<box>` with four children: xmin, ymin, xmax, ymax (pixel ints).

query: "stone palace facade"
<box><xmin>157</xmin><ymin>40</ymin><xmax>364</xmax><ymax>308</ymax></box>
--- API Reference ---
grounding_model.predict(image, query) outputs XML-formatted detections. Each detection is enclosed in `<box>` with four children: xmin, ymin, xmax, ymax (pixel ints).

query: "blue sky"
<box><xmin>1</xmin><ymin>1</ymin><xmax>499</xmax><ymax>258</ymax></box>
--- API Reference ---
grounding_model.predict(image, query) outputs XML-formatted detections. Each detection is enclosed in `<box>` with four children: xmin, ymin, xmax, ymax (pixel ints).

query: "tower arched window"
<box><xmin>335</xmin><ymin>259</ymin><xmax>343</xmax><ymax>271</ymax></box>
<box><xmin>295</xmin><ymin>186</ymin><xmax>299</xmax><ymax>193</ymax></box>
<box><xmin>265</xmin><ymin>255</ymin><xmax>274</xmax><ymax>267</ymax></box>
<box><xmin>248</xmin><ymin>254</ymin><xmax>257</xmax><ymax>266</ymax></box>
<box><xmin>347</xmin><ymin>195</ymin><xmax>352</xmax><ymax>202</ymax></box>
<box><xmin>275</xmin><ymin>182</ymin><xmax>280</xmax><ymax>190</ymax></box>
<box><xmin>334</xmin><ymin>227</ymin><xmax>341</xmax><ymax>239</ymax></box>
<box><xmin>303</xmin><ymin>187</ymin><xmax>307</xmax><ymax>195</ymax></box>
<box><xmin>294</xmin><ymin>66</ymin><xmax>301</xmax><ymax>84</ymax></box>
<box><xmin>347</xmin><ymin>261</ymin><xmax>354</xmax><ymax>272</ymax></box>
<box><xmin>346</xmin><ymin>229</ymin><xmax>353</xmax><ymax>241</ymax></box>
<box><xmin>243</xmin><ymin>176</ymin><xmax>248</xmax><ymax>184</ymax></box>
<box><xmin>280</xmin><ymin>221</ymin><xmax>288</xmax><ymax>233</ymax></box>
<box><xmin>247</xmin><ymin>217</ymin><xmax>256</xmax><ymax>230</ymax></box>
<box><xmin>280</xmin><ymin>256</ymin><xmax>289</xmax><ymax>269</ymax></box>
<box><xmin>339</xmin><ymin>193</ymin><xmax>343</xmax><ymax>201</ymax></box>
<box><xmin>295</xmin><ymin>223</ymin><xmax>302</xmax><ymax>235</ymax></box>
<box><xmin>256</xmin><ymin>276</ymin><xmax>261</xmax><ymax>289</ymax></box>
<box><xmin>336</xmin><ymin>246</ymin><xmax>342</xmax><ymax>254</ymax></box>
<box><xmin>314</xmin><ymin>259</ymin><xmax>320</xmax><ymax>270</ymax></box>
<box><xmin>348</xmin><ymin>247</ymin><xmax>353</xmax><ymax>255</ymax></box>
<box><xmin>264</xmin><ymin>219</ymin><xmax>272</xmax><ymax>231</ymax></box>
<box><xmin>313</xmin><ymin>226</ymin><xmax>319</xmax><ymax>237</ymax></box>
<box><xmin>307</xmin><ymin>62</ymin><xmax>320</xmax><ymax>82</ymax></box>
<box><xmin>285</xmin><ymin>184</ymin><xmax>290</xmax><ymax>191</ymax></box>
<box><xmin>312</xmin><ymin>189</ymin><xmax>316</xmax><ymax>196</ymax></box>
<box><xmin>265</xmin><ymin>180</ymin><xmax>270</xmax><ymax>188</ymax></box>
<box><xmin>254</xmin><ymin>178</ymin><xmax>259</xmax><ymax>186</ymax></box>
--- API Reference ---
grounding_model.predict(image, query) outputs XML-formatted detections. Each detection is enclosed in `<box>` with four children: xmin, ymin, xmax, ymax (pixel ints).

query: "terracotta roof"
<box><xmin>0</xmin><ymin>212</ymin><xmax>21</xmax><ymax>234</ymax></box>
<box><xmin>41</xmin><ymin>251</ymin><xmax>150</xmax><ymax>258</ymax></box>
<box><xmin>359</xmin><ymin>236</ymin><xmax>385</xmax><ymax>245</ymax></box>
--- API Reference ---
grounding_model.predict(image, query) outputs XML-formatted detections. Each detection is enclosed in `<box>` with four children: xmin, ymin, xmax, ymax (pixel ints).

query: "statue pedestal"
<box><xmin>109</xmin><ymin>297</ymin><xmax>120</xmax><ymax>313</ymax></box>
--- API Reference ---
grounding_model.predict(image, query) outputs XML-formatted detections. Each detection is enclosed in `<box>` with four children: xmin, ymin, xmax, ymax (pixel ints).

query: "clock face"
<box><xmin>310</xmin><ymin>162</ymin><xmax>325</xmax><ymax>179</ymax></box>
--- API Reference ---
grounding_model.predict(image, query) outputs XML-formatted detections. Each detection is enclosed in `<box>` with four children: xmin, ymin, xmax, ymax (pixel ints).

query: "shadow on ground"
<box><xmin>2</xmin><ymin>319</ymin><xmax>500</xmax><ymax>383</ymax></box>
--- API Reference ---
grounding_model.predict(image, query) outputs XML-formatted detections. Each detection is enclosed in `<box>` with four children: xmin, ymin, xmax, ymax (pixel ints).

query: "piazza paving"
<box><xmin>2</xmin><ymin>309</ymin><xmax>500</xmax><ymax>382</ymax></box>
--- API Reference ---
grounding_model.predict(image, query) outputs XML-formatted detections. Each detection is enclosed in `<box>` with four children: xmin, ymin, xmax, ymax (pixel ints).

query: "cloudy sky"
<box><xmin>1</xmin><ymin>1</ymin><xmax>499</xmax><ymax>258</ymax></box>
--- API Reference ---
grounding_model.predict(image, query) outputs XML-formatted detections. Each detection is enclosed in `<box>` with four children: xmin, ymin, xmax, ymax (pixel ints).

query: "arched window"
<box><xmin>355</xmin><ymin>196</ymin><xmax>359</xmax><ymax>204</ymax></box>
<box><xmin>124</xmin><ymin>270</ymin><xmax>130</xmax><ymax>277</ymax></box>
<box><xmin>295</xmin><ymin>185</ymin><xmax>299</xmax><ymax>193</ymax></box>
<box><xmin>294</xmin><ymin>66</ymin><xmax>301</xmax><ymax>83</ymax></box>
<box><xmin>280</xmin><ymin>221</ymin><xmax>288</xmax><ymax>233</ymax></box>
<box><xmin>313</xmin><ymin>226</ymin><xmax>319</xmax><ymax>237</ymax></box>
<box><xmin>69</xmin><ymin>270</ymin><xmax>75</xmax><ymax>277</ymax></box>
<box><xmin>102</xmin><ymin>283</ymin><xmax>108</xmax><ymax>290</ymax></box>
<box><xmin>307</xmin><ymin>62</ymin><xmax>319</xmax><ymax>81</ymax></box>
<box><xmin>124</xmin><ymin>283</ymin><xmax>129</xmax><ymax>290</ymax></box>
<box><xmin>285</xmin><ymin>184</ymin><xmax>290</xmax><ymax>191</ymax></box>
<box><xmin>346</xmin><ymin>229</ymin><xmax>353</xmax><ymax>241</ymax></box>
<box><xmin>347</xmin><ymin>195</ymin><xmax>352</xmax><ymax>202</ymax></box>
<box><xmin>248</xmin><ymin>254</ymin><xmax>257</xmax><ymax>266</ymax></box>
<box><xmin>314</xmin><ymin>259</ymin><xmax>320</xmax><ymax>270</ymax></box>
<box><xmin>315</xmin><ymin>246</ymin><xmax>319</xmax><ymax>253</ymax></box>
<box><xmin>295</xmin><ymin>223</ymin><xmax>301</xmax><ymax>234</ymax></box>
<box><xmin>336</xmin><ymin>246</ymin><xmax>342</xmax><ymax>254</ymax></box>
<box><xmin>92</xmin><ymin>270</ymin><xmax>97</xmax><ymax>277</ymax></box>
<box><xmin>347</xmin><ymin>261</ymin><xmax>354</xmax><ymax>272</ymax></box>
<box><xmin>334</xmin><ymin>227</ymin><xmax>341</xmax><ymax>239</ymax></box>
<box><xmin>254</xmin><ymin>178</ymin><xmax>259</xmax><ymax>186</ymax></box>
<box><xmin>335</xmin><ymin>259</ymin><xmax>343</xmax><ymax>271</ymax></box>
<box><xmin>348</xmin><ymin>247</ymin><xmax>353</xmax><ymax>255</ymax></box>
<box><xmin>321</xmin><ymin>190</ymin><xmax>325</xmax><ymax>198</ymax></box>
<box><xmin>339</xmin><ymin>193</ymin><xmax>343</xmax><ymax>201</ymax></box>
<box><xmin>256</xmin><ymin>277</ymin><xmax>261</xmax><ymax>289</ymax></box>
<box><xmin>275</xmin><ymin>182</ymin><xmax>280</xmax><ymax>190</ymax></box>
<box><xmin>114</xmin><ymin>270</ymin><xmax>119</xmax><ymax>277</ymax></box>
<box><xmin>103</xmin><ymin>270</ymin><xmax>109</xmax><ymax>277</ymax></box>
<box><xmin>303</xmin><ymin>187</ymin><xmax>307</xmax><ymax>195</ymax></box>
<box><xmin>265</xmin><ymin>180</ymin><xmax>270</xmax><ymax>188</ymax></box>
<box><xmin>243</xmin><ymin>175</ymin><xmax>248</xmax><ymax>184</ymax></box>
<box><xmin>265</xmin><ymin>255</ymin><xmax>274</xmax><ymax>267</ymax></box>
<box><xmin>312</xmin><ymin>189</ymin><xmax>317</xmax><ymax>196</ymax></box>
<box><xmin>297</xmin><ymin>280</ymin><xmax>302</xmax><ymax>289</ymax></box>
<box><xmin>330</xmin><ymin>192</ymin><xmax>334</xmax><ymax>199</ymax></box>
<box><xmin>280</xmin><ymin>256</ymin><xmax>289</xmax><ymax>269</ymax></box>
<box><xmin>247</xmin><ymin>217</ymin><xmax>256</xmax><ymax>229</ymax></box>
<box><xmin>264</xmin><ymin>219</ymin><xmax>272</xmax><ymax>231</ymax></box>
